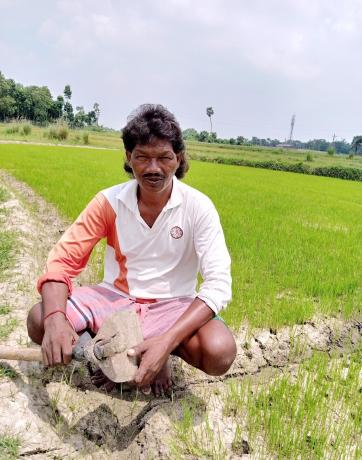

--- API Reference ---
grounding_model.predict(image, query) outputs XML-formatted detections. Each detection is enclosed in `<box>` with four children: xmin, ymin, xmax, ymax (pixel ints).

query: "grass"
<box><xmin>1</xmin><ymin>122</ymin><xmax>361</xmax><ymax>172</ymax></box>
<box><xmin>0</xmin><ymin>434</ymin><xmax>21</xmax><ymax>460</ymax></box>
<box><xmin>0</xmin><ymin>306</ymin><xmax>11</xmax><ymax>315</ymax></box>
<box><xmin>0</xmin><ymin>144</ymin><xmax>361</xmax><ymax>328</ymax></box>
<box><xmin>223</xmin><ymin>348</ymin><xmax>362</xmax><ymax>459</ymax></box>
<box><xmin>0</xmin><ymin>318</ymin><xmax>19</xmax><ymax>340</ymax></box>
<box><xmin>0</xmin><ymin>186</ymin><xmax>15</xmax><ymax>281</ymax></box>
<box><xmin>0</xmin><ymin>364</ymin><xmax>18</xmax><ymax>379</ymax></box>
<box><xmin>0</xmin><ymin>122</ymin><xmax>122</xmax><ymax>149</ymax></box>
<box><xmin>170</xmin><ymin>395</ymin><xmax>227</xmax><ymax>459</ymax></box>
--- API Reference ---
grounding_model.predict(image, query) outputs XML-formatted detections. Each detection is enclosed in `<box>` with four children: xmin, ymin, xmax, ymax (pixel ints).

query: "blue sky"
<box><xmin>1</xmin><ymin>0</ymin><xmax>361</xmax><ymax>141</ymax></box>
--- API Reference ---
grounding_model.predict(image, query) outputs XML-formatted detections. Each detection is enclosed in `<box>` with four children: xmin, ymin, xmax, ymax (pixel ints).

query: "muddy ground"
<box><xmin>0</xmin><ymin>170</ymin><xmax>361</xmax><ymax>459</ymax></box>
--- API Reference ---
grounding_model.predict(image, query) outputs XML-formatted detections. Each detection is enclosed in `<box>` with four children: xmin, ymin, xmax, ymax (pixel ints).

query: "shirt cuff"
<box><xmin>37</xmin><ymin>273</ymin><xmax>73</xmax><ymax>295</ymax></box>
<box><xmin>196</xmin><ymin>293</ymin><xmax>220</xmax><ymax>315</ymax></box>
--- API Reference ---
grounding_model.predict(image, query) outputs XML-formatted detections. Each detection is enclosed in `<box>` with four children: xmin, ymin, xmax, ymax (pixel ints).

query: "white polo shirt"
<box><xmin>38</xmin><ymin>177</ymin><xmax>232</xmax><ymax>315</ymax></box>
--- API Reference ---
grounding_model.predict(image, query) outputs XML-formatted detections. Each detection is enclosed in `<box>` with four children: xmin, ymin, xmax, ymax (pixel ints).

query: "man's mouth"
<box><xmin>143</xmin><ymin>175</ymin><xmax>164</xmax><ymax>183</ymax></box>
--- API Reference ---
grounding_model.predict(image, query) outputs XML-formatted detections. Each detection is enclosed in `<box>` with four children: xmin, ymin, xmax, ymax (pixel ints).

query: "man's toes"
<box><xmin>141</xmin><ymin>385</ymin><xmax>152</xmax><ymax>395</ymax></box>
<box><xmin>104</xmin><ymin>380</ymin><xmax>116</xmax><ymax>392</ymax></box>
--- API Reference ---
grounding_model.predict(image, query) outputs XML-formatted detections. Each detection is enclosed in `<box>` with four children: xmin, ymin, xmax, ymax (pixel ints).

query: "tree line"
<box><xmin>0</xmin><ymin>72</ymin><xmax>100</xmax><ymax>128</ymax></box>
<box><xmin>183</xmin><ymin>128</ymin><xmax>362</xmax><ymax>155</ymax></box>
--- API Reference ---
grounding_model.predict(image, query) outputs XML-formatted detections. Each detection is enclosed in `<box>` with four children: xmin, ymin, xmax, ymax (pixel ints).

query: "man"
<box><xmin>27</xmin><ymin>104</ymin><xmax>237</xmax><ymax>396</ymax></box>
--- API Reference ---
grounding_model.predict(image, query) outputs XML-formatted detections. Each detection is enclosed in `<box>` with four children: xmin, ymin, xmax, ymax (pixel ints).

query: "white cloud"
<box><xmin>1</xmin><ymin>0</ymin><xmax>362</xmax><ymax>140</ymax></box>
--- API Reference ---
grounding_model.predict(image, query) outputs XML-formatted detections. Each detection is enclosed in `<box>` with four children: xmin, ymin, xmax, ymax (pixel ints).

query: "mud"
<box><xmin>0</xmin><ymin>170</ymin><xmax>361</xmax><ymax>459</ymax></box>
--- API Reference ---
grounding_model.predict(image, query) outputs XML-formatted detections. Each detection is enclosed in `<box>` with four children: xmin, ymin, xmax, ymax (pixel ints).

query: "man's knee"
<box><xmin>27</xmin><ymin>303</ymin><xmax>43</xmax><ymax>345</ymax></box>
<box><xmin>199</xmin><ymin>323</ymin><xmax>237</xmax><ymax>376</ymax></box>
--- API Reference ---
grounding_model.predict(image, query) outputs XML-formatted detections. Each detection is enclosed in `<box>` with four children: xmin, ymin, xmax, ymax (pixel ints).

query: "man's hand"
<box><xmin>128</xmin><ymin>334</ymin><xmax>173</xmax><ymax>388</ymax></box>
<box><xmin>42</xmin><ymin>314</ymin><xmax>78</xmax><ymax>366</ymax></box>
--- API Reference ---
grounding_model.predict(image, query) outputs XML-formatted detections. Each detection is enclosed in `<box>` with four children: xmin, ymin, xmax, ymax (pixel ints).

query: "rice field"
<box><xmin>0</xmin><ymin>143</ymin><xmax>361</xmax><ymax>328</ymax></box>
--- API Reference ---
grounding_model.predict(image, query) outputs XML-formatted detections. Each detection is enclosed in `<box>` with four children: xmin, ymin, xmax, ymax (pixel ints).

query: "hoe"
<box><xmin>0</xmin><ymin>310</ymin><xmax>143</xmax><ymax>382</ymax></box>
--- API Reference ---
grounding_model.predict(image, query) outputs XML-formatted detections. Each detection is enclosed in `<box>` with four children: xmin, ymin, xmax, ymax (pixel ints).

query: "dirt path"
<box><xmin>0</xmin><ymin>170</ymin><xmax>361</xmax><ymax>459</ymax></box>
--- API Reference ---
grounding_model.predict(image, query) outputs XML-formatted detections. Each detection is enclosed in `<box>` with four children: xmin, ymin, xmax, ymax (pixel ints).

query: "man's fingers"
<box><xmin>41</xmin><ymin>346</ymin><xmax>49</xmax><ymax>367</ymax></box>
<box><xmin>128</xmin><ymin>341</ymin><xmax>147</xmax><ymax>357</ymax></box>
<box><xmin>62</xmin><ymin>342</ymin><xmax>73</xmax><ymax>365</ymax></box>
<box><xmin>51</xmin><ymin>343</ymin><xmax>62</xmax><ymax>366</ymax></box>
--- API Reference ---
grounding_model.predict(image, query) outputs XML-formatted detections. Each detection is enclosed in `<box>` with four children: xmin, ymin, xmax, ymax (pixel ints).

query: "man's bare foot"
<box><xmin>151</xmin><ymin>359</ymin><xmax>172</xmax><ymax>397</ymax></box>
<box><xmin>89</xmin><ymin>367</ymin><xmax>117</xmax><ymax>392</ymax></box>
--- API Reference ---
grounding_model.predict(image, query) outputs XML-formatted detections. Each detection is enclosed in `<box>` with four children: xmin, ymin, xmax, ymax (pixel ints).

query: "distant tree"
<box><xmin>63</xmin><ymin>101</ymin><xmax>74</xmax><ymax>123</ymax></box>
<box><xmin>351</xmin><ymin>135</ymin><xmax>362</xmax><ymax>154</ymax></box>
<box><xmin>198</xmin><ymin>130</ymin><xmax>209</xmax><ymax>142</ymax></box>
<box><xmin>48</xmin><ymin>95</ymin><xmax>64</xmax><ymax>121</ymax></box>
<box><xmin>236</xmin><ymin>136</ymin><xmax>245</xmax><ymax>145</ymax></box>
<box><xmin>229</xmin><ymin>138</ymin><xmax>235</xmax><ymax>145</ymax></box>
<box><xmin>93</xmin><ymin>102</ymin><xmax>100</xmax><ymax>125</ymax></box>
<box><xmin>0</xmin><ymin>95</ymin><xmax>16</xmax><ymax>120</ymax></box>
<box><xmin>206</xmin><ymin>106</ymin><xmax>214</xmax><ymax>133</ymax></box>
<box><xmin>73</xmin><ymin>106</ymin><xmax>87</xmax><ymax>128</ymax></box>
<box><xmin>64</xmin><ymin>85</ymin><xmax>72</xmax><ymax>101</ymax></box>
<box><xmin>86</xmin><ymin>110</ymin><xmax>97</xmax><ymax>126</ymax></box>
<box><xmin>209</xmin><ymin>132</ymin><xmax>217</xmax><ymax>143</ymax></box>
<box><xmin>334</xmin><ymin>140</ymin><xmax>350</xmax><ymax>154</ymax></box>
<box><xmin>182</xmin><ymin>128</ymin><xmax>199</xmax><ymax>140</ymax></box>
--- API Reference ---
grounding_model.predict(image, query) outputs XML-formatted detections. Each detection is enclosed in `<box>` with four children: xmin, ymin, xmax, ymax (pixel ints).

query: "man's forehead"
<box><xmin>133</xmin><ymin>141</ymin><xmax>175</xmax><ymax>154</ymax></box>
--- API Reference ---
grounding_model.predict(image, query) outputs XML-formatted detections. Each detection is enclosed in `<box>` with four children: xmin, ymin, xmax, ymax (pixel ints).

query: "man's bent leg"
<box><xmin>174</xmin><ymin>318</ymin><xmax>237</xmax><ymax>376</ymax></box>
<box><xmin>27</xmin><ymin>302</ymin><xmax>44</xmax><ymax>345</ymax></box>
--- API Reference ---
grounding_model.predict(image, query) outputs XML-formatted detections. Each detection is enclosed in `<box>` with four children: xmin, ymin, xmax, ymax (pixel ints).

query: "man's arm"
<box><xmin>41</xmin><ymin>281</ymin><xmax>78</xmax><ymax>366</ymax></box>
<box><xmin>129</xmin><ymin>197</ymin><xmax>232</xmax><ymax>387</ymax></box>
<box><xmin>37</xmin><ymin>193</ymin><xmax>110</xmax><ymax>296</ymax></box>
<box><xmin>38</xmin><ymin>193</ymin><xmax>111</xmax><ymax>366</ymax></box>
<box><xmin>129</xmin><ymin>297</ymin><xmax>213</xmax><ymax>386</ymax></box>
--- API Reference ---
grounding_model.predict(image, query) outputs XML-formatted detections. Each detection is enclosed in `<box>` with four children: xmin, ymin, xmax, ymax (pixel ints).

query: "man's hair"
<box><xmin>122</xmin><ymin>104</ymin><xmax>189</xmax><ymax>179</ymax></box>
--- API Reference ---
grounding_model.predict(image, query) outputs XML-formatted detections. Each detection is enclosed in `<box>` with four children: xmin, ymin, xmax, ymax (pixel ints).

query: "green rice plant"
<box><xmin>1</xmin><ymin>144</ymin><xmax>362</xmax><ymax>328</ymax></box>
<box><xmin>0</xmin><ymin>305</ymin><xmax>11</xmax><ymax>315</ymax></box>
<box><xmin>0</xmin><ymin>318</ymin><xmax>19</xmax><ymax>340</ymax></box>
<box><xmin>306</xmin><ymin>153</ymin><xmax>313</xmax><ymax>162</ymax></box>
<box><xmin>0</xmin><ymin>232</ymin><xmax>15</xmax><ymax>279</ymax></box>
<box><xmin>0</xmin><ymin>434</ymin><xmax>21</xmax><ymax>459</ymax></box>
<box><xmin>170</xmin><ymin>398</ymin><xmax>227</xmax><ymax>459</ymax></box>
<box><xmin>0</xmin><ymin>364</ymin><xmax>18</xmax><ymax>379</ymax></box>
<box><xmin>224</xmin><ymin>348</ymin><xmax>362</xmax><ymax>459</ymax></box>
<box><xmin>0</xmin><ymin>186</ymin><xmax>9</xmax><ymax>203</ymax></box>
<box><xmin>327</xmin><ymin>146</ymin><xmax>336</xmax><ymax>156</ymax></box>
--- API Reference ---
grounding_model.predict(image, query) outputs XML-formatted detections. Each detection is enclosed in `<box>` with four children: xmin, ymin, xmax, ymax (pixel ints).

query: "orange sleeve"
<box><xmin>37</xmin><ymin>193</ymin><xmax>114</xmax><ymax>295</ymax></box>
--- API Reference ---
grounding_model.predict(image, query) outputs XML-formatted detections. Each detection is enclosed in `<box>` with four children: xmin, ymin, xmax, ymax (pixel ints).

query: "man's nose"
<box><xmin>147</xmin><ymin>158</ymin><xmax>161</xmax><ymax>173</ymax></box>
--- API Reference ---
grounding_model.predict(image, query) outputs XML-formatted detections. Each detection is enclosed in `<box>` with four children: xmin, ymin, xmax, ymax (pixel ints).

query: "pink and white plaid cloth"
<box><xmin>66</xmin><ymin>285</ymin><xmax>194</xmax><ymax>340</ymax></box>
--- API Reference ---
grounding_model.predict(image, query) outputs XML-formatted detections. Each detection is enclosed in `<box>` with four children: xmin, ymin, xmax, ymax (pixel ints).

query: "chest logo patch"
<box><xmin>170</xmin><ymin>226</ymin><xmax>183</xmax><ymax>239</ymax></box>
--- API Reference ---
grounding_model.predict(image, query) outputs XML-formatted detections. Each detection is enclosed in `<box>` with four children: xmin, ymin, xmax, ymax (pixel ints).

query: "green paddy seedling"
<box><xmin>1</xmin><ymin>145</ymin><xmax>362</xmax><ymax>329</ymax></box>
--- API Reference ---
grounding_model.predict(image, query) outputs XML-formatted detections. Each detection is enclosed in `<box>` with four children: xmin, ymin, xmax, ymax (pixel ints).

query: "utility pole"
<box><xmin>288</xmin><ymin>114</ymin><xmax>295</xmax><ymax>143</ymax></box>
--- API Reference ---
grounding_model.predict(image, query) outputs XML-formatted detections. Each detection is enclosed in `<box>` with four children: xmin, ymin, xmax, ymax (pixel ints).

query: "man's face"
<box><xmin>127</xmin><ymin>138</ymin><xmax>180</xmax><ymax>194</ymax></box>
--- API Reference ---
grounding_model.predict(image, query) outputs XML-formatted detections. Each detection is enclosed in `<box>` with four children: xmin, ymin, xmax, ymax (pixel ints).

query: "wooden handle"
<box><xmin>0</xmin><ymin>346</ymin><xmax>43</xmax><ymax>362</ymax></box>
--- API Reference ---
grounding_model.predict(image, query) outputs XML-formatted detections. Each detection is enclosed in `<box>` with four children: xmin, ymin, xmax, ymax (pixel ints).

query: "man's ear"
<box><xmin>176</xmin><ymin>152</ymin><xmax>181</xmax><ymax>166</ymax></box>
<box><xmin>126</xmin><ymin>151</ymin><xmax>132</xmax><ymax>162</ymax></box>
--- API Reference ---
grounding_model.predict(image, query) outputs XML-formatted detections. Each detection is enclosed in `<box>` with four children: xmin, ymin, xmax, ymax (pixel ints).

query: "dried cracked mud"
<box><xmin>0</xmin><ymin>170</ymin><xmax>361</xmax><ymax>459</ymax></box>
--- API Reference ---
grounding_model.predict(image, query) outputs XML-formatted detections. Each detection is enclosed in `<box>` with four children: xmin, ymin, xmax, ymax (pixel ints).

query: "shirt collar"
<box><xmin>116</xmin><ymin>176</ymin><xmax>183</xmax><ymax>213</ymax></box>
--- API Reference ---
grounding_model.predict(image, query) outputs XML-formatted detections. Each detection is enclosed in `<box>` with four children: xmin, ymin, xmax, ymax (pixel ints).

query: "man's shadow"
<box><xmin>1</xmin><ymin>359</ymin><xmax>205</xmax><ymax>453</ymax></box>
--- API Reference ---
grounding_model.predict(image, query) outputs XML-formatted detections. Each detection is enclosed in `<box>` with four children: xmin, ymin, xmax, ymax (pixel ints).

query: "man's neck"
<box><xmin>137</xmin><ymin>182</ymin><xmax>173</xmax><ymax>210</ymax></box>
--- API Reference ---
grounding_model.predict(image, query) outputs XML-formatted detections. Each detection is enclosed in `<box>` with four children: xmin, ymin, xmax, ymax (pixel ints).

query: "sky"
<box><xmin>0</xmin><ymin>0</ymin><xmax>361</xmax><ymax>142</ymax></box>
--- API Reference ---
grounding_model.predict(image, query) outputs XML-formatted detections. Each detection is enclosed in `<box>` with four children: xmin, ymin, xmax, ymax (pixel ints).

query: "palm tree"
<box><xmin>206</xmin><ymin>107</ymin><xmax>214</xmax><ymax>134</ymax></box>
